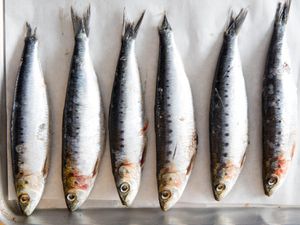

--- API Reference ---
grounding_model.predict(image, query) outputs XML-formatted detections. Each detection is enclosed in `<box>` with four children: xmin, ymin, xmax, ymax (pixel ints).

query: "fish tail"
<box><xmin>122</xmin><ymin>10</ymin><xmax>145</xmax><ymax>40</ymax></box>
<box><xmin>225</xmin><ymin>9</ymin><xmax>247</xmax><ymax>36</ymax></box>
<box><xmin>71</xmin><ymin>5</ymin><xmax>91</xmax><ymax>37</ymax></box>
<box><xmin>159</xmin><ymin>13</ymin><xmax>172</xmax><ymax>32</ymax></box>
<box><xmin>275</xmin><ymin>0</ymin><xmax>291</xmax><ymax>25</ymax></box>
<box><xmin>25</xmin><ymin>22</ymin><xmax>37</xmax><ymax>39</ymax></box>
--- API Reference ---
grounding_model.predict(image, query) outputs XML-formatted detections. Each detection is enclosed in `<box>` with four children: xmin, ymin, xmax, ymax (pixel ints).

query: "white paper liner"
<box><xmin>5</xmin><ymin>0</ymin><xmax>300</xmax><ymax>209</ymax></box>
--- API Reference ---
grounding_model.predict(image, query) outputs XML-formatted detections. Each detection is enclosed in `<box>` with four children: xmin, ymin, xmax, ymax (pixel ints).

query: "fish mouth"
<box><xmin>213</xmin><ymin>193</ymin><xmax>222</xmax><ymax>201</ymax></box>
<box><xmin>264</xmin><ymin>189</ymin><xmax>273</xmax><ymax>197</ymax></box>
<box><xmin>119</xmin><ymin>195</ymin><xmax>130</xmax><ymax>207</ymax></box>
<box><xmin>159</xmin><ymin>202</ymin><xmax>172</xmax><ymax>212</ymax></box>
<box><xmin>66</xmin><ymin>203</ymin><xmax>81</xmax><ymax>212</ymax></box>
<box><xmin>119</xmin><ymin>192</ymin><xmax>134</xmax><ymax>207</ymax></box>
<box><xmin>20</xmin><ymin>206</ymin><xmax>34</xmax><ymax>216</ymax></box>
<box><xmin>264</xmin><ymin>185</ymin><xmax>275</xmax><ymax>197</ymax></box>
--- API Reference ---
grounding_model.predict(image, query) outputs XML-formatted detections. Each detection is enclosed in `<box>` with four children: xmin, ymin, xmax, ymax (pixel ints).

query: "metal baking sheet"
<box><xmin>1</xmin><ymin>0</ymin><xmax>300</xmax><ymax>223</ymax></box>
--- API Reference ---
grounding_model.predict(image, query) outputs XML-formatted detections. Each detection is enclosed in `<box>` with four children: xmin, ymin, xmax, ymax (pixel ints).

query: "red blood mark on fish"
<box><xmin>186</xmin><ymin>153</ymin><xmax>196</xmax><ymax>175</ymax></box>
<box><xmin>222</xmin><ymin>161</ymin><xmax>239</xmax><ymax>180</ymax></box>
<box><xmin>65</xmin><ymin>170</ymin><xmax>91</xmax><ymax>191</ymax></box>
<box><xmin>274</xmin><ymin>155</ymin><xmax>288</xmax><ymax>177</ymax></box>
<box><xmin>283</xmin><ymin>62</ymin><xmax>291</xmax><ymax>73</ymax></box>
<box><xmin>140</xmin><ymin>146</ymin><xmax>147</xmax><ymax>167</ymax></box>
<box><xmin>140</xmin><ymin>121</ymin><xmax>149</xmax><ymax>135</ymax></box>
<box><xmin>290</xmin><ymin>143</ymin><xmax>296</xmax><ymax>159</ymax></box>
<box><xmin>160</xmin><ymin>165</ymin><xmax>178</xmax><ymax>175</ymax></box>
<box><xmin>160</xmin><ymin>172</ymin><xmax>183</xmax><ymax>188</ymax></box>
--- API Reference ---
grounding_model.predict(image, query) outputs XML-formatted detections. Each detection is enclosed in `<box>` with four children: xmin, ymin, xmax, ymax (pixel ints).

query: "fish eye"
<box><xmin>120</xmin><ymin>182</ymin><xmax>130</xmax><ymax>193</ymax></box>
<box><xmin>267</xmin><ymin>176</ymin><xmax>278</xmax><ymax>186</ymax></box>
<box><xmin>160</xmin><ymin>190</ymin><xmax>171</xmax><ymax>200</ymax></box>
<box><xmin>66</xmin><ymin>193</ymin><xmax>77</xmax><ymax>202</ymax></box>
<box><xmin>215</xmin><ymin>183</ymin><xmax>226</xmax><ymax>192</ymax></box>
<box><xmin>19</xmin><ymin>194</ymin><xmax>30</xmax><ymax>204</ymax></box>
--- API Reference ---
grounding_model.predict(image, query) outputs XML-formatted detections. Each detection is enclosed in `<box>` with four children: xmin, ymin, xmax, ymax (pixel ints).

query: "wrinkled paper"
<box><xmin>5</xmin><ymin>0</ymin><xmax>300</xmax><ymax>209</ymax></box>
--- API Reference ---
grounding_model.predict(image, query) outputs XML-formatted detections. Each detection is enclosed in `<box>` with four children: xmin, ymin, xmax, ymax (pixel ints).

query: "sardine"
<box><xmin>209</xmin><ymin>10</ymin><xmax>248</xmax><ymax>201</ymax></box>
<box><xmin>155</xmin><ymin>15</ymin><xmax>197</xmax><ymax>211</ymax></box>
<box><xmin>109</xmin><ymin>11</ymin><xmax>147</xmax><ymax>206</ymax></box>
<box><xmin>62</xmin><ymin>6</ymin><xmax>105</xmax><ymax>211</ymax></box>
<box><xmin>11</xmin><ymin>23</ymin><xmax>50</xmax><ymax>216</ymax></box>
<box><xmin>262</xmin><ymin>0</ymin><xmax>296</xmax><ymax>196</ymax></box>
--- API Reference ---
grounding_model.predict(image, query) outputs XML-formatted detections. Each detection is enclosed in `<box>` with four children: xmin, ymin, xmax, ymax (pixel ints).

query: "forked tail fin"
<box><xmin>71</xmin><ymin>5</ymin><xmax>91</xmax><ymax>37</ymax></box>
<box><xmin>275</xmin><ymin>0</ymin><xmax>291</xmax><ymax>25</ymax></box>
<box><xmin>225</xmin><ymin>9</ymin><xmax>248</xmax><ymax>36</ymax></box>
<box><xmin>122</xmin><ymin>10</ymin><xmax>146</xmax><ymax>40</ymax></box>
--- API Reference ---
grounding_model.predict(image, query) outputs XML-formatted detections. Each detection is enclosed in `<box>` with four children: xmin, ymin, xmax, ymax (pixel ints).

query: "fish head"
<box><xmin>63</xmin><ymin>173</ymin><xmax>93</xmax><ymax>211</ymax></box>
<box><xmin>263</xmin><ymin>143</ymin><xmax>295</xmax><ymax>196</ymax></box>
<box><xmin>158</xmin><ymin>171</ymin><xmax>185</xmax><ymax>211</ymax></box>
<box><xmin>263</xmin><ymin>173</ymin><xmax>282</xmax><ymax>196</ymax></box>
<box><xmin>64</xmin><ymin>189</ymin><xmax>90</xmax><ymax>212</ymax></box>
<box><xmin>116</xmin><ymin>164</ymin><xmax>141</xmax><ymax>206</ymax></box>
<box><xmin>263</xmin><ymin>154</ymin><xmax>290</xmax><ymax>196</ymax></box>
<box><xmin>212</xmin><ymin>161</ymin><xmax>241</xmax><ymax>201</ymax></box>
<box><xmin>15</xmin><ymin>174</ymin><xmax>45</xmax><ymax>216</ymax></box>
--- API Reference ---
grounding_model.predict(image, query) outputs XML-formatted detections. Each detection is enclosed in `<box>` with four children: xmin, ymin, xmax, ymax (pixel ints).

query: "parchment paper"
<box><xmin>5</xmin><ymin>0</ymin><xmax>300</xmax><ymax>209</ymax></box>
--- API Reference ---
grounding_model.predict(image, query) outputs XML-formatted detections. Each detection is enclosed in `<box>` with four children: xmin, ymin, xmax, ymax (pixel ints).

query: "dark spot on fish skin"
<box><xmin>168</xmin><ymin>140</ymin><xmax>172</xmax><ymax>144</ymax></box>
<box><xmin>223</xmin><ymin>153</ymin><xmax>228</xmax><ymax>157</ymax></box>
<box><xmin>165</xmin><ymin>160</ymin><xmax>170</xmax><ymax>163</ymax></box>
<box><xmin>169</xmin><ymin>129</ymin><xmax>173</xmax><ymax>133</ymax></box>
<box><xmin>225</xmin><ymin>113</ymin><xmax>229</xmax><ymax>116</ymax></box>
<box><xmin>167</xmin><ymin>120</ymin><xmax>172</xmax><ymax>123</ymax></box>
<box><xmin>120</xmin><ymin>130</ymin><xmax>124</xmax><ymax>133</ymax></box>
<box><xmin>224</xmin><ymin>143</ymin><xmax>229</xmax><ymax>147</ymax></box>
<box><xmin>172</xmin><ymin>146</ymin><xmax>177</xmax><ymax>159</ymax></box>
<box><xmin>278</xmin><ymin>131</ymin><xmax>281</xmax><ymax>135</ymax></box>
<box><xmin>225</xmin><ymin>95</ymin><xmax>228</xmax><ymax>98</ymax></box>
<box><xmin>120</xmin><ymin>144</ymin><xmax>124</xmax><ymax>148</ymax></box>
<box><xmin>225</xmin><ymin>104</ymin><xmax>229</xmax><ymax>107</ymax></box>
<box><xmin>225</xmin><ymin>124</ymin><xmax>229</xmax><ymax>127</ymax></box>
<box><xmin>225</xmin><ymin>133</ymin><xmax>229</xmax><ymax>136</ymax></box>
<box><xmin>167</xmin><ymin>151</ymin><xmax>172</xmax><ymax>156</ymax></box>
<box><xmin>276</xmin><ymin>143</ymin><xmax>280</xmax><ymax>147</ymax></box>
